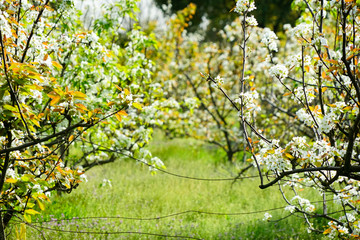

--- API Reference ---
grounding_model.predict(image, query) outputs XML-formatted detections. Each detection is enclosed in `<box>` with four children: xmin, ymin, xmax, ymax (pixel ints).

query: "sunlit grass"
<box><xmin>9</xmin><ymin>134</ymin><xmax>326</xmax><ymax>239</ymax></box>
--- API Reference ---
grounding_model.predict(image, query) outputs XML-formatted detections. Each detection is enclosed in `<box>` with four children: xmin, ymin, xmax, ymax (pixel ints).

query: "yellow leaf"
<box><xmin>72</xmin><ymin>91</ymin><xmax>87</xmax><ymax>100</ymax></box>
<box><xmin>25</xmin><ymin>209</ymin><xmax>40</xmax><ymax>215</ymax></box>
<box><xmin>267</xmin><ymin>149</ymin><xmax>275</xmax><ymax>154</ymax></box>
<box><xmin>132</xmin><ymin>102</ymin><xmax>142</xmax><ymax>110</ymax></box>
<box><xmin>124</xmin><ymin>89</ymin><xmax>130</xmax><ymax>96</ymax></box>
<box><xmin>75</xmin><ymin>103</ymin><xmax>88</xmax><ymax>111</ymax></box>
<box><xmin>114</xmin><ymin>85</ymin><xmax>122</xmax><ymax>91</ymax></box>
<box><xmin>107</xmin><ymin>101</ymin><xmax>115</xmax><ymax>107</ymax></box>
<box><xmin>24</xmin><ymin>214</ymin><xmax>31</xmax><ymax>223</ymax></box>
<box><xmin>68</xmin><ymin>135</ymin><xmax>74</xmax><ymax>142</ymax></box>
<box><xmin>346</xmin><ymin>54</ymin><xmax>354</xmax><ymax>61</ymax></box>
<box><xmin>49</xmin><ymin>95</ymin><xmax>61</xmax><ymax>106</ymax></box>
<box><xmin>283</xmin><ymin>92</ymin><xmax>292</xmax><ymax>96</ymax></box>
<box><xmin>30</xmin><ymin>119</ymin><xmax>41</xmax><ymax>128</ymax></box>
<box><xmin>115</xmin><ymin>112</ymin><xmax>122</xmax><ymax>122</ymax></box>
<box><xmin>3</xmin><ymin>104</ymin><xmax>18</xmax><ymax>112</ymax></box>
<box><xmin>20</xmin><ymin>223</ymin><xmax>26</xmax><ymax>239</ymax></box>
<box><xmin>284</xmin><ymin>153</ymin><xmax>295</xmax><ymax>159</ymax></box>
<box><xmin>343</xmin><ymin>106</ymin><xmax>353</xmax><ymax>111</ymax></box>
<box><xmin>5</xmin><ymin>178</ymin><xmax>17</xmax><ymax>183</ymax></box>
<box><xmin>322</xmin><ymin>87</ymin><xmax>327</xmax><ymax>93</ymax></box>
<box><xmin>322</xmin><ymin>71</ymin><xmax>327</xmax><ymax>79</ymax></box>
<box><xmin>118</xmin><ymin>110</ymin><xmax>127</xmax><ymax>116</ymax></box>
<box><xmin>37</xmin><ymin>199</ymin><xmax>45</xmax><ymax>211</ymax></box>
<box><xmin>327</xmin><ymin>59</ymin><xmax>338</xmax><ymax>64</ymax></box>
<box><xmin>52</xmin><ymin>61</ymin><xmax>62</xmax><ymax>69</ymax></box>
<box><xmin>28</xmin><ymin>71</ymin><xmax>42</xmax><ymax>81</ymax></box>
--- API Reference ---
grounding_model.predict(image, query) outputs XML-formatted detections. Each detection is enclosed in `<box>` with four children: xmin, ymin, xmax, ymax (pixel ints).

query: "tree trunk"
<box><xmin>227</xmin><ymin>151</ymin><xmax>234</xmax><ymax>163</ymax></box>
<box><xmin>0</xmin><ymin>212</ymin><xmax>6</xmax><ymax>240</ymax></box>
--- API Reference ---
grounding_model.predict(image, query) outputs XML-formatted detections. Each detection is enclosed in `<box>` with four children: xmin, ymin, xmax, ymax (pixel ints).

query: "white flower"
<box><xmin>261</xmin><ymin>28</ymin><xmax>278</xmax><ymax>52</ymax></box>
<box><xmin>285</xmin><ymin>205</ymin><xmax>296</xmax><ymax>213</ymax></box>
<box><xmin>245</xmin><ymin>15</ymin><xmax>258</xmax><ymax>26</ymax></box>
<box><xmin>296</xmin><ymin>108</ymin><xmax>314</xmax><ymax>126</ymax></box>
<box><xmin>234</xmin><ymin>0</ymin><xmax>256</xmax><ymax>14</ymax></box>
<box><xmin>338</xmin><ymin>226</ymin><xmax>349</xmax><ymax>234</ymax></box>
<box><xmin>30</xmin><ymin>89</ymin><xmax>43</xmax><ymax>104</ymax></box>
<box><xmin>291</xmin><ymin>23</ymin><xmax>313</xmax><ymax>40</ymax></box>
<box><xmin>291</xmin><ymin>196</ymin><xmax>315</xmax><ymax>213</ymax></box>
<box><xmin>269</xmin><ymin>64</ymin><xmax>289</xmax><ymax>80</ymax></box>
<box><xmin>319</xmin><ymin>37</ymin><xmax>328</xmax><ymax>46</ymax></box>
<box><xmin>5</xmin><ymin>168</ymin><xmax>16</xmax><ymax>179</ymax></box>
<box><xmin>342</xmin><ymin>75</ymin><xmax>351</xmax><ymax>86</ymax></box>
<box><xmin>211</xmin><ymin>75</ymin><xmax>224</xmax><ymax>89</ymax></box>
<box><xmin>234</xmin><ymin>90</ymin><xmax>260</xmax><ymax>113</ymax></box>
<box><xmin>101</xmin><ymin>179</ymin><xmax>112</xmax><ymax>188</ymax></box>
<box><xmin>263</xmin><ymin>212</ymin><xmax>272</xmax><ymax>221</ymax></box>
<box><xmin>319</xmin><ymin>111</ymin><xmax>337</xmax><ymax>133</ymax></box>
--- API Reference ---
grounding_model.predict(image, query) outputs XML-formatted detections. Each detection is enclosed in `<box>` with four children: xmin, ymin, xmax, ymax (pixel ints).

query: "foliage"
<box><xmin>153</xmin><ymin>0</ymin><xmax>300</xmax><ymax>40</ymax></box>
<box><xmin>149</xmin><ymin>4</ymin><xmax>242</xmax><ymax>163</ymax></box>
<box><xmin>151</xmin><ymin>3</ymin><xmax>276</xmax><ymax>164</ymax></box>
<box><xmin>61</xmin><ymin>1</ymin><xmax>163</xmax><ymax>172</ymax></box>
<box><xmin>207</xmin><ymin>0</ymin><xmax>360</xmax><ymax>238</ymax></box>
<box><xmin>0</xmin><ymin>0</ymin><xmax>163</xmax><ymax>238</ymax></box>
<box><xmin>2</xmin><ymin>0</ymin><xmax>360</xmax><ymax>239</ymax></box>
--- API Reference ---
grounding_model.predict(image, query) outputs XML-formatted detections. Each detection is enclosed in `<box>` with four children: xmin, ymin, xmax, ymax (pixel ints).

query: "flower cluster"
<box><xmin>261</xmin><ymin>28</ymin><xmax>279</xmax><ymax>52</ymax></box>
<box><xmin>268</xmin><ymin>64</ymin><xmax>289</xmax><ymax>80</ymax></box>
<box><xmin>234</xmin><ymin>0</ymin><xmax>256</xmax><ymax>14</ymax></box>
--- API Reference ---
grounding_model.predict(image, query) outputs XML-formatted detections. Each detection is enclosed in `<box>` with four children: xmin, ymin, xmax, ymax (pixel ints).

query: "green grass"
<box><xmin>9</xmin><ymin>134</ymin><xmax>326</xmax><ymax>239</ymax></box>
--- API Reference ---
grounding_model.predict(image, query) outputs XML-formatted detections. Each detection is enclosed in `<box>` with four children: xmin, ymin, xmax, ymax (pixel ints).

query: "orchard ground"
<box><xmin>9</xmin><ymin>132</ymin><xmax>328</xmax><ymax>239</ymax></box>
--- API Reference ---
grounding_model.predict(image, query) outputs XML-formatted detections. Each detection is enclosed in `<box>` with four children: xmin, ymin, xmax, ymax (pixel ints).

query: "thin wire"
<box><xmin>82</xmin><ymin>140</ymin><xmax>261</xmax><ymax>181</ymax></box>
<box><xmin>33</xmin><ymin>208</ymin><xmax>283</xmax><ymax>224</ymax></box>
<box><xmin>12</xmin><ymin>221</ymin><xmax>202</xmax><ymax>240</ymax></box>
<box><xmin>33</xmin><ymin>199</ymin><xmax>333</xmax><ymax>224</ymax></box>
<box><xmin>16</xmin><ymin>199</ymin><xmax>341</xmax><ymax>239</ymax></box>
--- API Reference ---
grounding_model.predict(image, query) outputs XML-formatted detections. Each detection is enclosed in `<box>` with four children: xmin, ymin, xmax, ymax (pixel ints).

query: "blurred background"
<box><xmin>74</xmin><ymin>0</ymin><xmax>301</xmax><ymax>40</ymax></box>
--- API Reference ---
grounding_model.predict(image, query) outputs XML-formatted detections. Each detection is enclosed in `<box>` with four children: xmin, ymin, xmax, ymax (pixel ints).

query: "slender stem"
<box><xmin>21</xmin><ymin>0</ymin><xmax>50</xmax><ymax>63</ymax></box>
<box><xmin>301</xmin><ymin>46</ymin><xmax>320</xmax><ymax>138</ymax></box>
<box><xmin>0</xmin><ymin>30</ymin><xmax>35</xmax><ymax>140</ymax></box>
<box><xmin>318</xmin><ymin>0</ymin><xmax>325</xmax><ymax>116</ymax></box>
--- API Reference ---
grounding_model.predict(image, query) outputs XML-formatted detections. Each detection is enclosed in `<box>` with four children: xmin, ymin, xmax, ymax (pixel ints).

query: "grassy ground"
<box><xmin>9</xmin><ymin>134</ymin><xmax>326</xmax><ymax>239</ymax></box>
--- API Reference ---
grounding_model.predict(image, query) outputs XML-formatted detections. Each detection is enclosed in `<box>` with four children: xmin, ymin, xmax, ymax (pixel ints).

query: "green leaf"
<box><xmin>3</xmin><ymin>105</ymin><xmax>18</xmax><ymax>112</ymax></box>
<box><xmin>21</xmin><ymin>174</ymin><xmax>34</xmax><ymax>182</ymax></box>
